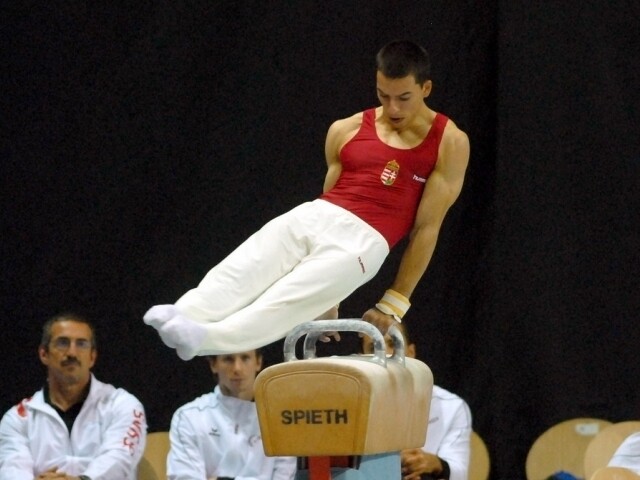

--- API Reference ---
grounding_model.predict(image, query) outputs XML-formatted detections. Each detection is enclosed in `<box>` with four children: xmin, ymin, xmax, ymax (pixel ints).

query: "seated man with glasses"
<box><xmin>0</xmin><ymin>312</ymin><xmax>147</xmax><ymax>480</ymax></box>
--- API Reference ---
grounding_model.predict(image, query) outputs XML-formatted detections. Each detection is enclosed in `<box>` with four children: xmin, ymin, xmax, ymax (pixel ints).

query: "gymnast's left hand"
<box><xmin>361</xmin><ymin>307</ymin><xmax>398</xmax><ymax>335</ymax></box>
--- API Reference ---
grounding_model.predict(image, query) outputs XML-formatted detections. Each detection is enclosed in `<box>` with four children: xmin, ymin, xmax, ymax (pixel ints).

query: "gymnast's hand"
<box><xmin>315</xmin><ymin>304</ymin><xmax>341</xmax><ymax>342</ymax></box>
<box><xmin>361</xmin><ymin>307</ymin><xmax>398</xmax><ymax>335</ymax></box>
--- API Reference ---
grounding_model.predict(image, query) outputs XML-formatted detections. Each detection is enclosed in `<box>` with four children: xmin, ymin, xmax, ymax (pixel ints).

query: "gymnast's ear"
<box><xmin>422</xmin><ymin>80</ymin><xmax>433</xmax><ymax>98</ymax></box>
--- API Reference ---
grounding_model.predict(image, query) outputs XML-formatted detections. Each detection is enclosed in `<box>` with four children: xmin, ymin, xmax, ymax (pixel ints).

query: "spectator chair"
<box><xmin>470</xmin><ymin>430</ymin><xmax>491</xmax><ymax>480</ymax></box>
<box><xmin>584</xmin><ymin>421</ymin><xmax>640</xmax><ymax>480</ymax></box>
<box><xmin>138</xmin><ymin>431</ymin><xmax>170</xmax><ymax>480</ymax></box>
<box><xmin>525</xmin><ymin>417</ymin><xmax>612</xmax><ymax>480</ymax></box>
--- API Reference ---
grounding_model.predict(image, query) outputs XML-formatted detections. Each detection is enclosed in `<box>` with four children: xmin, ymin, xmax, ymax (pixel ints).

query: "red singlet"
<box><xmin>320</xmin><ymin>109</ymin><xmax>448</xmax><ymax>248</ymax></box>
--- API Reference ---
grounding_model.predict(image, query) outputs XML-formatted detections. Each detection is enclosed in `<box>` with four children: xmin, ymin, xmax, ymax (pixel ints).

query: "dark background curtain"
<box><xmin>2</xmin><ymin>2</ymin><xmax>638</xmax><ymax>478</ymax></box>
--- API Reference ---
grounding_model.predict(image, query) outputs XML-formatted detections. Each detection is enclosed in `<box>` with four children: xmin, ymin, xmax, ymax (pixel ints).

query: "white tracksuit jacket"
<box><xmin>0</xmin><ymin>375</ymin><xmax>146</xmax><ymax>480</ymax></box>
<box><xmin>167</xmin><ymin>386</ymin><xmax>296</xmax><ymax>480</ymax></box>
<box><xmin>608</xmin><ymin>431</ymin><xmax>640</xmax><ymax>474</ymax></box>
<box><xmin>422</xmin><ymin>385</ymin><xmax>472</xmax><ymax>480</ymax></box>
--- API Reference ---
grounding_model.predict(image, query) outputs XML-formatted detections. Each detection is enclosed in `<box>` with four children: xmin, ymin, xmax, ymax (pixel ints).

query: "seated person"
<box><xmin>608</xmin><ymin>431</ymin><xmax>640</xmax><ymax>474</ymax></box>
<box><xmin>0</xmin><ymin>312</ymin><xmax>147</xmax><ymax>480</ymax></box>
<box><xmin>362</xmin><ymin>321</ymin><xmax>472</xmax><ymax>480</ymax></box>
<box><xmin>167</xmin><ymin>348</ymin><xmax>296</xmax><ymax>480</ymax></box>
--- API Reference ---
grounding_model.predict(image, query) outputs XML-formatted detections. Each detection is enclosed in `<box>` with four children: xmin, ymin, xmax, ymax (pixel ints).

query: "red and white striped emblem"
<box><xmin>380</xmin><ymin>160</ymin><xmax>399</xmax><ymax>185</ymax></box>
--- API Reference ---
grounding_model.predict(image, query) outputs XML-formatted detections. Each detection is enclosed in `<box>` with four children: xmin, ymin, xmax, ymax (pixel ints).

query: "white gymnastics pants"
<box><xmin>174</xmin><ymin>199</ymin><xmax>390</xmax><ymax>354</ymax></box>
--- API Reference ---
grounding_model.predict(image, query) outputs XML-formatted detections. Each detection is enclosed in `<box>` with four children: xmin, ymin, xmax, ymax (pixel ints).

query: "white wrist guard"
<box><xmin>375</xmin><ymin>289</ymin><xmax>410</xmax><ymax>323</ymax></box>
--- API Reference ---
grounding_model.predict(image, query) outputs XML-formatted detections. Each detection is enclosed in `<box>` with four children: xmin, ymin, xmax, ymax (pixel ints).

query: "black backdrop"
<box><xmin>2</xmin><ymin>2</ymin><xmax>639</xmax><ymax>478</ymax></box>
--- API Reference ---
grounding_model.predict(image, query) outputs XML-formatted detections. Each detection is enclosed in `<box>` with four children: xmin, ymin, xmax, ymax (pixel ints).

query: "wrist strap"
<box><xmin>375</xmin><ymin>289</ymin><xmax>410</xmax><ymax>322</ymax></box>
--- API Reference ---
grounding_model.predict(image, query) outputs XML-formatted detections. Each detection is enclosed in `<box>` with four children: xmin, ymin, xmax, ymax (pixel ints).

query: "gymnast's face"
<box><xmin>376</xmin><ymin>71</ymin><xmax>432</xmax><ymax>131</ymax></box>
<box><xmin>209</xmin><ymin>351</ymin><xmax>262</xmax><ymax>401</ymax></box>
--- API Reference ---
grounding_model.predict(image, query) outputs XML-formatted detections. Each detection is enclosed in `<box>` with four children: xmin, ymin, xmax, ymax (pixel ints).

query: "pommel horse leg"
<box><xmin>254</xmin><ymin>320</ymin><xmax>434</xmax><ymax>480</ymax></box>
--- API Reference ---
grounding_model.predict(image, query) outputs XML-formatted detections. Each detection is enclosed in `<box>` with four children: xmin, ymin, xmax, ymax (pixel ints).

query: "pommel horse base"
<box><xmin>255</xmin><ymin>320</ymin><xmax>434</xmax><ymax>480</ymax></box>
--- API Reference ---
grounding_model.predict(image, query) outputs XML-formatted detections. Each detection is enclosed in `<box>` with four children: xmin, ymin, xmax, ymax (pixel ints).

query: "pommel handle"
<box><xmin>282</xmin><ymin>319</ymin><xmax>405</xmax><ymax>366</ymax></box>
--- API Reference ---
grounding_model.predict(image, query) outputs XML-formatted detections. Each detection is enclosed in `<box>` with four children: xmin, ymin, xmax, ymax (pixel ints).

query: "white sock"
<box><xmin>143</xmin><ymin>304</ymin><xmax>178</xmax><ymax>329</ymax></box>
<box><xmin>158</xmin><ymin>315</ymin><xmax>207</xmax><ymax>361</ymax></box>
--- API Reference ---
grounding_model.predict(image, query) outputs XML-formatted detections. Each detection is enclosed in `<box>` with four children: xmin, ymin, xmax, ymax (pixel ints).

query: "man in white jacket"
<box><xmin>608</xmin><ymin>431</ymin><xmax>640</xmax><ymax>475</ymax></box>
<box><xmin>362</xmin><ymin>322</ymin><xmax>472</xmax><ymax>480</ymax></box>
<box><xmin>0</xmin><ymin>312</ymin><xmax>147</xmax><ymax>480</ymax></box>
<box><xmin>167</xmin><ymin>349</ymin><xmax>296</xmax><ymax>480</ymax></box>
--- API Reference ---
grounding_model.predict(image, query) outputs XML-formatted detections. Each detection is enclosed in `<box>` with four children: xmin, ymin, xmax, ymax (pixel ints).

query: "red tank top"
<box><xmin>320</xmin><ymin>109</ymin><xmax>448</xmax><ymax>248</ymax></box>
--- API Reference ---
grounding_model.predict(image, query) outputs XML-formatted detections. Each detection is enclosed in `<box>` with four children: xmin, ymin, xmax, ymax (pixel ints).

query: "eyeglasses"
<box><xmin>50</xmin><ymin>337</ymin><xmax>93</xmax><ymax>351</ymax></box>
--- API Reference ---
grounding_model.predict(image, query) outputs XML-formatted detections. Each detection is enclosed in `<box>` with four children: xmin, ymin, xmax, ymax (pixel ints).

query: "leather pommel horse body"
<box><xmin>255</xmin><ymin>320</ymin><xmax>434</xmax><ymax>480</ymax></box>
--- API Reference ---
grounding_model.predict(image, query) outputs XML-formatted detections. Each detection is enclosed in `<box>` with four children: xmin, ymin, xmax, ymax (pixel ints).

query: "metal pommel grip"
<box><xmin>282</xmin><ymin>319</ymin><xmax>405</xmax><ymax>366</ymax></box>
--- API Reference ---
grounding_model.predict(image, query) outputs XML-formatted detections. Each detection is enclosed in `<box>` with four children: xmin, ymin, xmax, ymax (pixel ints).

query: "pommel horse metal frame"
<box><xmin>283</xmin><ymin>319</ymin><xmax>405</xmax><ymax>365</ymax></box>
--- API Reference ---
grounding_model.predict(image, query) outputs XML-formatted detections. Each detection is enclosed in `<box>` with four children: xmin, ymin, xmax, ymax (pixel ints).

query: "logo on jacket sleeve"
<box><xmin>123</xmin><ymin>409</ymin><xmax>145</xmax><ymax>455</ymax></box>
<box><xmin>380</xmin><ymin>160</ymin><xmax>399</xmax><ymax>185</ymax></box>
<box><xmin>17</xmin><ymin>397</ymin><xmax>32</xmax><ymax>418</ymax></box>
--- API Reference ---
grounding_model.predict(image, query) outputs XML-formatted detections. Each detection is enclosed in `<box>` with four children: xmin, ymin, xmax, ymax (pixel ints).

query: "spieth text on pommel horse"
<box><xmin>281</xmin><ymin>409</ymin><xmax>349</xmax><ymax>425</ymax></box>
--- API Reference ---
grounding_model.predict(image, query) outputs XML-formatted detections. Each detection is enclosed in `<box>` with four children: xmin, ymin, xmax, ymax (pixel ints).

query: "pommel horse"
<box><xmin>254</xmin><ymin>319</ymin><xmax>434</xmax><ymax>480</ymax></box>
